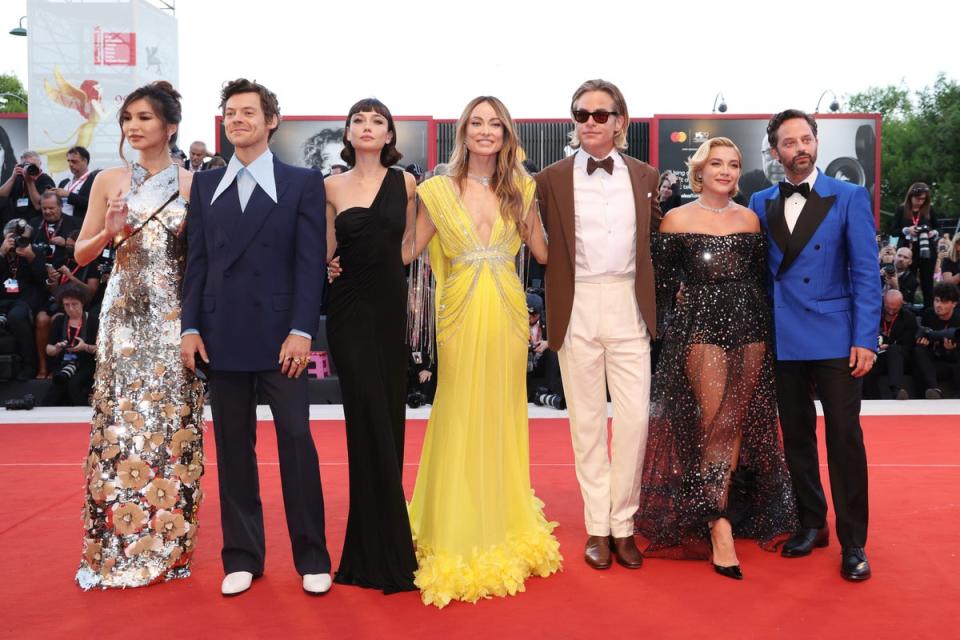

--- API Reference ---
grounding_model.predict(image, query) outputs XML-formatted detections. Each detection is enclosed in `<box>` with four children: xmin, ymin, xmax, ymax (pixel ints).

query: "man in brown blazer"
<box><xmin>535</xmin><ymin>79</ymin><xmax>660</xmax><ymax>570</ymax></box>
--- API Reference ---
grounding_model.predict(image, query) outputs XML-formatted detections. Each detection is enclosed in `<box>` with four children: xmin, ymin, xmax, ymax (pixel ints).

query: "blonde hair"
<box><xmin>949</xmin><ymin>234</ymin><xmax>960</xmax><ymax>263</ymax></box>
<box><xmin>447</xmin><ymin>96</ymin><xmax>529</xmax><ymax>239</ymax></box>
<box><xmin>687</xmin><ymin>137</ymin><xmax>742</xmax><ymax>196</ymax></box>
<box><xmin>567</xmin><ymin>79</ymin><xmax>629</xmax><ymax>151</ymax></box>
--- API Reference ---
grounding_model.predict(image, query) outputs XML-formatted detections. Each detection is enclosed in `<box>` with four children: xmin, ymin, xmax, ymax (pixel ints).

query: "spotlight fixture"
<box><xmin>9</xmin><ymin>16</ymin><xmax>26</xmax><ymax>37</ymax></box>
<box><xmin>712</xmin><ymin>92</ymin><xmax>727</xmax><ymax>114</ymax></box>
<box><xmin>816</xmin><ymin>90</ymin><xmax>840</xmax><ymax>113</ymax></box>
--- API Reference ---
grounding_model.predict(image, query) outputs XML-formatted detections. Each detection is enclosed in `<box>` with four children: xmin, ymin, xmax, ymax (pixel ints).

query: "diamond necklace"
<box><xmin>467</xmin><ymin>173</ymin><xmax>493</xmax><ymax>187</ymax></box>
<box><xmin>696</xmin><ymin>197</ymin><xmax>733</xmax><ymax>214</ymax></box>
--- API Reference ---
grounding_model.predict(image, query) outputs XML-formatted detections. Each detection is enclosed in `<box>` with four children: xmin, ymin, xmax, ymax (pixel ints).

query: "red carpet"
<box><xmin>1</xmin><ymin>416</ymin><xmax>958</xmax><ymax>639</ymax></box>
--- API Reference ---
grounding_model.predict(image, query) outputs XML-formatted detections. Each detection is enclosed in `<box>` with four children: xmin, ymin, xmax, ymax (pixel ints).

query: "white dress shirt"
<box><xmin>212</xmin><ymin>148</ymin><xmax>278</xmax><ymax>211</ymax></box>
<box><xmin>572</xmin><ymin>149</ymin><xmax>636</xmax><ymax>282</ymax></box>
<box><xmin>784</xmin><ymin>168</ymin><xmax>820</xmax><ymax>233</ymax></box>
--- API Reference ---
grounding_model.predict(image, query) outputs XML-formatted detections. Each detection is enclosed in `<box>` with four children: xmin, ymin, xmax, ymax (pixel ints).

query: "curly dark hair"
<box><xmin>766</xmin><ymin>109</ymin><xmax>817</xmax><ymax>147</ymax></box>
<box><xmin>219</xmin><ymin>78</ymin><xmax>281</xmax><ymax>140</ymax></box>
<box><xmin>55</xmin><ymin>282</ymin><xmax>88</xmax><ymax>306</ymax></box>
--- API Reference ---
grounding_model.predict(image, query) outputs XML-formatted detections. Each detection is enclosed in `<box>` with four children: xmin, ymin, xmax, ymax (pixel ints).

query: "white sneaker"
<box><xmin>302</xmin><ymin>573</ymin><xmax>332</xmax><ymax>595</ymax></box>
<box><xmin>221</xmin><ymin>571</ymin><xmax>254</xmax><ymax>596</ymax></box>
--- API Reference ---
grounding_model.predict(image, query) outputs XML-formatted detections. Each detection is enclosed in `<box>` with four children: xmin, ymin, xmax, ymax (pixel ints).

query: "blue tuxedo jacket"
<box><xmin>748</xmin><ymin>172</ymin><xmax>880</xmax><ymax>361</ymax></box>
<box><xmin>181</xmin><ymin>158</ymin><xmax>326</xmax><ymax>371</ymax></box>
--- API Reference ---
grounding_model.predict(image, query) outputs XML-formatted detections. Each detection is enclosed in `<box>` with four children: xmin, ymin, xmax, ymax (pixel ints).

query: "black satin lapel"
<box><xmin>779</xmin><ymin>190</ymin><xmax>836</xmax><ymax>275</ymax></box>
<box><xmin>765</xmin><ymin>196</ymin><xmax>788</xmax><ymax>256</ymax></box>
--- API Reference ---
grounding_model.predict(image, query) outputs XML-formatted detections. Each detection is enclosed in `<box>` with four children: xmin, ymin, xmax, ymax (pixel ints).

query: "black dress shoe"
<box><xmin>781</xmin><ymin>527</ymin><xmax>829</xmax><ymax>558</ymax></box>
<box><xmin>841</xmin><ymin>547</ymin><xmax>871</xmax><ymax>581</ymax></box>
<box><xmin>713</xmin><ymin>563</ymin><xmax>743</xmax><ymax>580</ymax></box>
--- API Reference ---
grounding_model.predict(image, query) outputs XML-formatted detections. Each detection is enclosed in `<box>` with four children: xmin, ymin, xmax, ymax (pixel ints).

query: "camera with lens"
<box><xmin>881</xmin><ymin>262</ymin><xmax>896</xmax><ymax>276</ymax></box>
<box><xmin>406</xmin><ymin>390</ymin><xmax>428</xmax><ymax>409</ymax></box>
<box><xmin>97</xmin><ymin>257</ymin><xmax>114</xmax><ymax>282</ymax></box>
<box><xmin>53</xmin><ymin>361</ymin><xmax>79</xmax><ymax>383</ymax></box>
<box><xmin>532</xmin><ymin>386</ymin><xmax>565</xmax><ymax>410</ymax></box>
<box><xmin>31</xmin><ymin>240</ymin><xmax>53</xmax><ymax>259</ymax></box>
<box><xmin>5</xmin><ymin>218</ymin><xmax>30</xmax><ymax>248</ymax></box>
<box><xmin>915</xmin><ymin>224</ymin><xmax>933</xmax><ymax>260</ymax></box>
<box><xmin>18</xmin><ymin>163</ymin><xmax>41</xmax><ymax>178</ymax></box>
<box><xmin>916</xmin><ymin>325</ymin><xmax>958</xmax><ymax>344</ymax></box>
<box><xmin>4</xmin><ymin>394</ymin><xmax>35</xmax><ymax>411</ymax></box>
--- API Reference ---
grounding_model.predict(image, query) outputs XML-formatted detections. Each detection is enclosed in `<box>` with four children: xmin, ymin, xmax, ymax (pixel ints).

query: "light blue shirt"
<box><xmin>183</xmin><ymin>148</ymin><xmax>310</xmax><ymax>341</ymax></box>
<box><xmin>211</xmin><ymin>148</ymin><xmax>278</xmax><ymax>211</ymax></box>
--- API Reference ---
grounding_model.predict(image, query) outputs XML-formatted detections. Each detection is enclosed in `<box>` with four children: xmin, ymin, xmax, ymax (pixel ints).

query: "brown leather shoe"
<box><xmin>584</xmin><ymin>535</ymin><xmax>612</xmax><ymax>569</ymax></box>
<box><xmin>611</xmin><ymin>535</ymin><xmax>644</xmax><ymax>569</ymax></box>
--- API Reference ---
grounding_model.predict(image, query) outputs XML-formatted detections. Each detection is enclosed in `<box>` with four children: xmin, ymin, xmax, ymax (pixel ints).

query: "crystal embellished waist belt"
<box><xmin>450</xmin><ymin>249</ymin><xmax>513</xmax><ymax>266</ymax></box>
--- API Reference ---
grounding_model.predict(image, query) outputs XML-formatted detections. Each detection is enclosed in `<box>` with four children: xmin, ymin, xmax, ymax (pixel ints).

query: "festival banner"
<box><xmin>27</xmin><ymin>0</ymin><xmax>178</xmax><ymax>183</ymax></box>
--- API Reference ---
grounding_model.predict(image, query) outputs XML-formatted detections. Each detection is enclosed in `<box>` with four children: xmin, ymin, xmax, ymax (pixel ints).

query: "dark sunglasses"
<box><xmin>910</xmin><ymin>188</ymin><xmax>929</xmax><ymax>197</ymax></box>
<box><xmin>572</xmin><ymin>109</ymin><xmax>619</xmax><ymax>124</ymax></box>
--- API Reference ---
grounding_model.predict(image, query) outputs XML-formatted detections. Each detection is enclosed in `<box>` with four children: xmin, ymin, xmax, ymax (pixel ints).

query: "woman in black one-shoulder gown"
<box><xmin>324</xmin><ymin>99</ymin><xmax>417</xmax><ymax>593</ymax></box>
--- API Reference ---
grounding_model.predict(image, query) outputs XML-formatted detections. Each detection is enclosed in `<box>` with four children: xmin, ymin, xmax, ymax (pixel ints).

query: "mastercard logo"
<box><xmin>670</xmin><ymin>131</ymin><xmax>688</xmax><ymax>143</ymax></box>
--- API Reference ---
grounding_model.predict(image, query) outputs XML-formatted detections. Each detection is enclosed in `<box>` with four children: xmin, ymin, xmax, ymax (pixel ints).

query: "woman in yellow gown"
<box><xmin>407</xmin><ymin>96</ymin><xmax>560</xmax><ymax>608</ymax></box>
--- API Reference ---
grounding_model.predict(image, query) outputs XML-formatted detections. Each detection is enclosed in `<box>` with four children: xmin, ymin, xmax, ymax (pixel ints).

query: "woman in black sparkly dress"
<box><xmin>634</xmin><ymin>138</ymin><xmax>797</xmax><ymax>579</ymax></box>
<box><xmin>324</xmin><ymin>99</ymin><xmax>418</xmax><ymax>593</ymax></box>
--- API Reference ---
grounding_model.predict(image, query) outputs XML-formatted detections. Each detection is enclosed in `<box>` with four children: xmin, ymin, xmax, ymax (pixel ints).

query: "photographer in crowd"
<box><xmin>42</xmin><ymin>284</ymin><xmax>98</xmax><ymax>406</ymax></box>
<box><xmin>406</xmin><ymin>349</ymin><xmax>436</xmax><ymax>408</ymax></box>
<box><xmin>54</xmin><ymin>146</ymin><xmax>99</xmax><ymax>222</ymax></box>
<box><xmin>0</xmin><ymin>218</ymin><xmax>47</xmax><ymax>379</ymax></box>
<box><xmin>881</xmin><ymin>246</ymin><xmax>919</xmax><ymax>304</ymax></box>
<box><xmin>0</xmin><ymin>151</ymin><xmax>56</xmax><ymax>224</ymax></box>
<box><xmin>29</xmin><ymin>191</ymin><xmax>79</xmax><ymax>269</ymax></box>
<box><xmin>864</xmin><ymin>289</ymin><xmax>917</xmax><ymax>399</ymax></box>
<box><xmin>891</xmin><ymin>182</ymin><xmax>939</xmax><ymax>307</ymax></box>
<box><xmin>36</xmin><ymin>229</ymin><xmax>100</xmax><ymax>379</ymax></box>
<box><xmin>939</xmin><ymin>235</ymin><xmax>960</xmax><ymax>286</ymax></box>
<box><xmin>526</xmin><ymin>292</ymin><xmax>564</xmax><ymax>410</ymax></box>
<box><xmin>914</xmin><ymin>282</ymin><xmax>960</xmax><ymax>399</ymax></box>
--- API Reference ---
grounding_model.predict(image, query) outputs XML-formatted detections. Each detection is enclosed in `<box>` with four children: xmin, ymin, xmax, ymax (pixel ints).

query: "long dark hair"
<box><xmin>902</xmin><ymin>182</ymin><xmax>931</xmax><ymax>219</ymax></box>
<box><xmin>117</xmin><ymin>81</ymin><xmax>182</xmax><ymax>162</ymax></box>
<box><xmin>340</xmin><ymin>98</ymin><xmax>402</xmax><ymax>167</ymax></box>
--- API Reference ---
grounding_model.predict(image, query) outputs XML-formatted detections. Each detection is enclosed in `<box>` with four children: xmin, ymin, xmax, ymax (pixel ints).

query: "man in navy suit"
<box><xmin>181</xmin><ymin>78</ymin><xmax>331</xmax><ymax>597</ymax></box>
<box><xmin>749</xmin><ymin>109</ymin><xmax>880</xmax><ymax>582</ymax></box>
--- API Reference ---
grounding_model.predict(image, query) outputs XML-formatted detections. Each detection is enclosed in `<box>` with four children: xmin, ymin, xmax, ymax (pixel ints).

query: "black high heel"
<box><xmin>712</xmin><ymin>562</ymin><xmax>743</xmax><ymax>580</ymax></box>
<box><xmin>709</xmin><ymin>516</ymin><xmax>743</xmax><ymax>580</ymax></box>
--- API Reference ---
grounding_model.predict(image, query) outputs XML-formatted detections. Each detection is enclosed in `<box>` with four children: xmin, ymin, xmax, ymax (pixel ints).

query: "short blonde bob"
<box><xmin>687</xmin><ymin>136</ymin><xmax>741</xmax><ymax>197</ymax></box>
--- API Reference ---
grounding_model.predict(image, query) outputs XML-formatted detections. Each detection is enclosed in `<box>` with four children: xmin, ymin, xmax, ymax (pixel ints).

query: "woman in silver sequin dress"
<box><xmin>634</xmin><ymin>138</ymin><xmax>797</xmax><ymax>580</ymax></box>
<box><xmin>73</xmin><ymin>82</ymin><xmax>204</xmax><ymax>590</ymax></box>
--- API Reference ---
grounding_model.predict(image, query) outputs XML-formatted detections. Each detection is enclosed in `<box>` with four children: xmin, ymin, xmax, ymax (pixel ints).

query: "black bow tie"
<box><xmin>587</xmin><ymin>156</ymin><xmax>614</xmax><ymax>175</ymax></box>
<box><xmin>779</xmin><ymin>181</ymin><xmax>811</xmax><ymax>199</ymax></box>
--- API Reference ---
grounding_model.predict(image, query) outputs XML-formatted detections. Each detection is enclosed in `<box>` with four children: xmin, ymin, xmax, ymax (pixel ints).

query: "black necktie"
<box><xmin>779</xmin><ymin>181</ymin><xmax>810</xmax><ymax>199</ymax></box>
<box><xmin>587</xmin><ymin>156</ymin><xmax>614</xmax><ymax>175</ymax></box>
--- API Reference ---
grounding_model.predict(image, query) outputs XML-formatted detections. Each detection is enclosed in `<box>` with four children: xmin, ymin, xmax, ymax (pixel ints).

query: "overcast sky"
<box><xmin>2</xmin><ymin>0</ymin><xmax>958</xmax><ymax>153</ymax></box>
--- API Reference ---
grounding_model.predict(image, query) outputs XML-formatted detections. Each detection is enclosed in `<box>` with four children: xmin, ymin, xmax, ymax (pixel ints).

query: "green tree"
<box><xmin>0</xmin><ymin>73</ymin><xmax>28</xmax><ymax>113</ymax></box>
<box><xmin>847</xmin><ymin>74</ymin><xmax>959</xmax><ymax>233</ymax></box>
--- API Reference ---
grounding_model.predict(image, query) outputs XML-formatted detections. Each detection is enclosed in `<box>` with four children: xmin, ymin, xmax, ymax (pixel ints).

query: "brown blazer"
<box><xmin>535</xmin><ymin>153</ymin><xmax>662</xmax><ymax>349</ymax></box>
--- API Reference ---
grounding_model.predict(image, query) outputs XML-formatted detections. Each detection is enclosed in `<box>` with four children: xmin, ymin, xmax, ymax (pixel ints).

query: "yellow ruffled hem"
<box><xmin>413</xmin><ymin>497</ymin><xmax>563</xmax><ymax>609</ymax></box>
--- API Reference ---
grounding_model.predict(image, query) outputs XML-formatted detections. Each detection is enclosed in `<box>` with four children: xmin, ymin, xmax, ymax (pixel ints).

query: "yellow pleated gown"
<box><xmin>409</xmin><ymin>175</ymin><xmax>562</xmax><ymax>608</ymax></box>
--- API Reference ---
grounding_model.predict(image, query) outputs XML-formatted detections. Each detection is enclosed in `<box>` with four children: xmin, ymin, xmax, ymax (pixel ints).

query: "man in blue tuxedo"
<box><xmin>180</xmin><ymin>79</ymin><xmax>331</xmax><ymax>597</ymax></box>
<box><xmin>749</xmin><ymin>109</ymin><xmax>880</xmax><ymax>582</ymax></box>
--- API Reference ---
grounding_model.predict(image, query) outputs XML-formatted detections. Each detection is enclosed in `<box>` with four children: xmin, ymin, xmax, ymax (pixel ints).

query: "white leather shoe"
<box><xmin>221</xmin><ymin>571</ymin><xmax>254</xmax><ymax>596</ymax></box>
<box><xmin>302</xmin><ymin>573</ymin><xmax>332</xmax><ymax>596</ymax></box>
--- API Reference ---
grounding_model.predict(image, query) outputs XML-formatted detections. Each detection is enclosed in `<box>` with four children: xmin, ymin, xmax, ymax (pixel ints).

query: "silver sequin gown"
<box><xmin>76</xmin><ymin>164</ymin><xmax>205</xmax><ymax>590</ymax></box>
